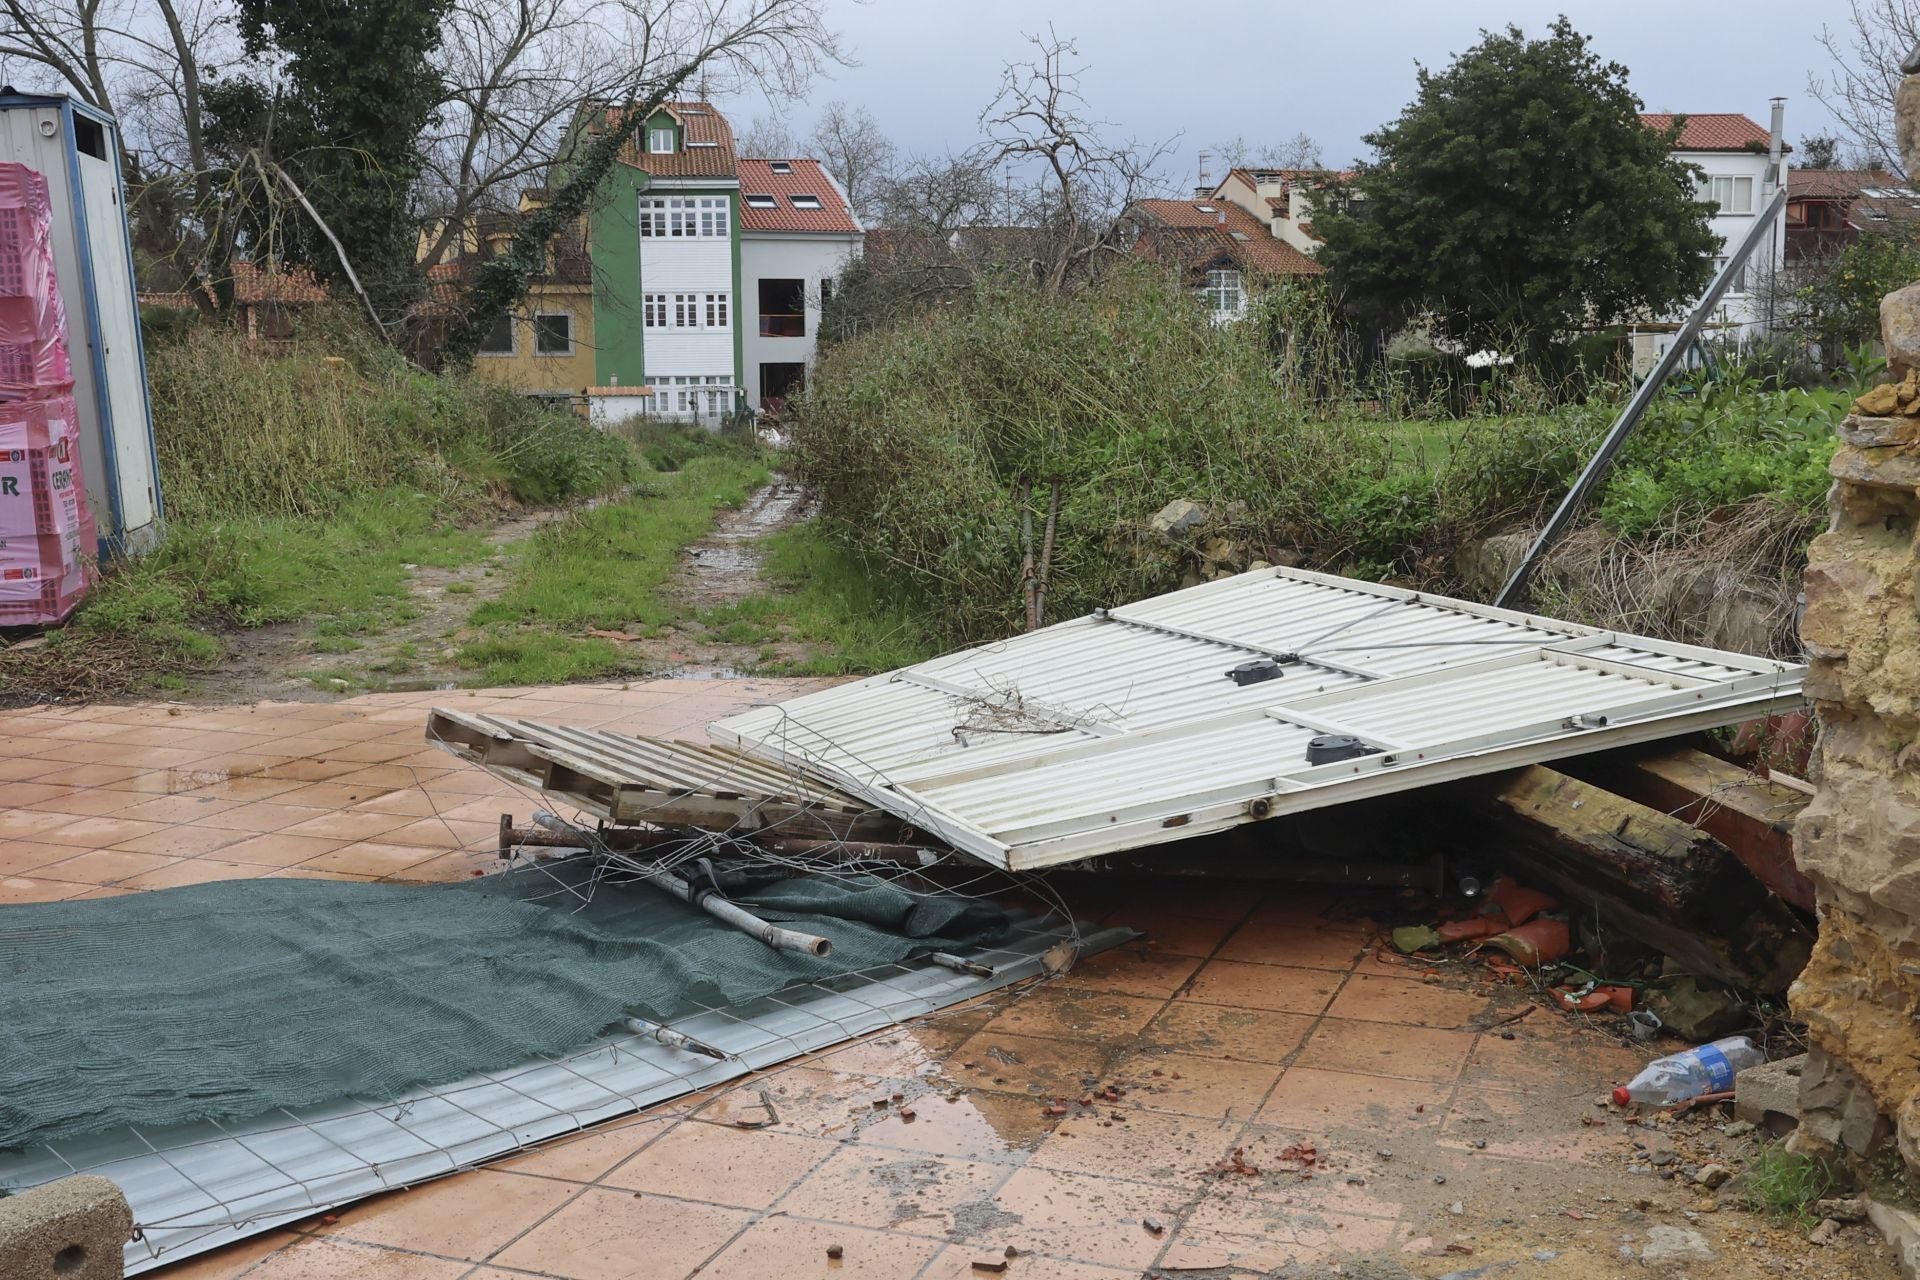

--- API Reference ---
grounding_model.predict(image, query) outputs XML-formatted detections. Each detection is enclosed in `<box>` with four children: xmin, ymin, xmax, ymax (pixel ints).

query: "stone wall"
<box><xmin>1788</xmin><ymin>297</ymin><xmax>1920</xmax><ymax>1175</ymax></box>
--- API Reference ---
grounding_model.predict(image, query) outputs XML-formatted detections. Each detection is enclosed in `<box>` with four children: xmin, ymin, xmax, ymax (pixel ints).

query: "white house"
<box><xmin>1631</xmin><ymin>105</ymin><xmax>1788</xmax><ymax>371</ymax></box>
<box><xmin>736</xmin><ymin>158</ymin><xmax>863</xmax><ymax>412</ymax></box>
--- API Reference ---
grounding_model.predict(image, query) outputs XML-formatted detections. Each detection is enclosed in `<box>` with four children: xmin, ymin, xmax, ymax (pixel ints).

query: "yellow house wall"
<box><xmin>469</xmin><ymin>285</ymin><xmax>597</xmax><ymax>393</ymax></box>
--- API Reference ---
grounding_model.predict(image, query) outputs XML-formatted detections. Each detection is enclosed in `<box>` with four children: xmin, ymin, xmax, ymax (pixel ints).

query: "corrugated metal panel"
<box><xmin>712</xmin><ymin>567</ymin><xmax>1806</xmax><ymax>870</ymax></box>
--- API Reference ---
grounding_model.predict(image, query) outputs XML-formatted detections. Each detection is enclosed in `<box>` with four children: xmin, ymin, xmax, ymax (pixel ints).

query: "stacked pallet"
<box><xmin>0</xmin><ymin>163</ymin><xmax>93</xmax><ymax>625</ymax></box>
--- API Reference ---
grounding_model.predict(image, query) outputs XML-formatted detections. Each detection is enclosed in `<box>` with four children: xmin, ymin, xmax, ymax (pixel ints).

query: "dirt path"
<box><xmin>620</xmin><ymin>478</ymin><xmax>821</xmax><ymax>677</ymax></box>
<box><xmin>185</xmin><ymin>480</ymin><xmax>816</xmax><ymax>703</ymax></box>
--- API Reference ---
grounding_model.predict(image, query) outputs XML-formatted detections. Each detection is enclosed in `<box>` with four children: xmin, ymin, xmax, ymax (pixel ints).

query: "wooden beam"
<box><xmin>1559</xmin><ymin>747</ymin><xmax>1815</xmax><ymax>911</ymax></box>
<box><xmin>1444</xmin><ymin>765</ymin><xmax>1813</xmax><ymax>993</ymax></box>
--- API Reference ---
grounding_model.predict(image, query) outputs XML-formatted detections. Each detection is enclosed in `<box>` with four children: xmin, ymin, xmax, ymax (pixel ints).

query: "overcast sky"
<box><xmin>722</xmin><ymin>0</ymin><xmax>1853</xmax><ymax>180</ymax></box>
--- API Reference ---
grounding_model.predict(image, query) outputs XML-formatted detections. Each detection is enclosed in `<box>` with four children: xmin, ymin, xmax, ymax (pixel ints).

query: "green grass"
<box><xmin>456</xmin><ymin>452</ymin><xmax>771</xmax><ymax>686</ymax></box>
<box><xmin>698</xmin><ymin>526</ymin><xmax>938</xmax><ymax>675</ymax></box>
<box><xmin>1743</xmin><ymin>1143</ymin><xmax>1835</xmax><ymax>1230</ymax></box>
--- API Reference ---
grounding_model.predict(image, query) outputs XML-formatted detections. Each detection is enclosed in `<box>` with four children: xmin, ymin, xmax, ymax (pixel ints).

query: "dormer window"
<box><xmin>770</xmin><ymin>161</ymin><xmax>793</xmax><ymax>174</ymax></box>
<box><xmin>745</xmin><ymin>194</ymin><xmax>777</xmax><ymax>208</ymax></box>
<box><xmin>648</xmin><ymin>127</ymin><xmax>676</xmax><ymax>154</ymax></box>
<box><xmin>789</xmin><ymin>194</ymin><xmax>822</xmax><ymax>209</ymax></box>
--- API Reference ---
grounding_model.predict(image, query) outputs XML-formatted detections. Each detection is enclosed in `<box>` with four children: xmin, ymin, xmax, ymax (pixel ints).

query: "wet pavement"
<box><xmin>0</xmin><ymin>682</ymin><xmax>1896</xmax><ymax>1279</ymax></box>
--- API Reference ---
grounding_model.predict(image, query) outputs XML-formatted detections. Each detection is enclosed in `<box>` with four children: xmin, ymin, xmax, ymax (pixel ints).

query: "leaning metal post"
<box><xmin>1494</xmin><ymin>186</ymin><xmax>1790</xmax><ymax>609</ymax></box>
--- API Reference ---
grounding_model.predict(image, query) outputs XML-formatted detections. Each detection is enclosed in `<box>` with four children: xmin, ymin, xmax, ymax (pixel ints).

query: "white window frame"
<box><xmin>745</xmin><ymin>193</ymin><xmax>777</xmax><ymax>209</ymax></box>
<box><xmin>638</xmin><ymin>198</ymin><xmax>666</xmax><ymax>237</ymax></box>
<box><xmin>1203</xmin><ymin>267</ymin><xmax>1245</xmax><ymax>320</ymax></box>
<box><xmin>648</xmin><ymin>127</ymin><xmax>676</xmax><ymax>154</ymax></box>
<box><xmin>704</xmin><ymin>292</ymin><xmax>730</xmax><ymax>329</ymax></box>
<box><xmin>476</xmin><ymin>311</ymin><xmax>517</xmax><ymax>357</ymax></box>
<box><xmin>643</xmin><ymin>294</ymin><xmax>667</xmax><ymax>328</ymax></box>
<box><xmin>533</xmin><ymin>311</ymin><xmax>574</xmax><ymax>356</ymax></box>
<box><xmin>673</xmin><ymin>293</ymin><xmax>696</xmax><ymax>327</ymax></box>
<box><xmin>789</xmin><ymin>194</ymin><xmax>822</xmax><ymax>210</ymax></box>
<box><xmin>1702</xmin><ymin>174</ymin><xmax>1754</xmax><ymax>215</ymax></box>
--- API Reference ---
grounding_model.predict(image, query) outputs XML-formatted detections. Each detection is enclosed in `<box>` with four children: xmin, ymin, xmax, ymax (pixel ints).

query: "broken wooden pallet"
<box><xmin>424</xmin><ymin>707</ymin><xmax>914</xmax><ymax>841</ymax></box>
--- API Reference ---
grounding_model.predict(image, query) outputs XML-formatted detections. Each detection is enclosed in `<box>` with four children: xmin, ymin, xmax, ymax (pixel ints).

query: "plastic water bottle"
<box><xmin>1612</xmin><ymin>1036</ymin><xmax>1766</xmax><ymax>1107</ymax></box>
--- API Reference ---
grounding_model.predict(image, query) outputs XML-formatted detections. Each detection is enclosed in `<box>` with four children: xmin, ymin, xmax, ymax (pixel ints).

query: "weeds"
<box><xmin>1744</xmin><ymin>1143</ymin><xmax>1835</xmax><ymax>1230</ymax></box>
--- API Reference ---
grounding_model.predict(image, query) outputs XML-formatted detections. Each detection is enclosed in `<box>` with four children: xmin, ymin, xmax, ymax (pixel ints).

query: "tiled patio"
<box><xmin>0</xmin><ymin>683</ymin><xmax>1857</xmax><ymax>1278</ymax></box>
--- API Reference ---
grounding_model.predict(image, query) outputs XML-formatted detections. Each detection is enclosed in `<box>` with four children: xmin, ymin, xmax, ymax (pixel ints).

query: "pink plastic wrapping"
<box><xmin>0</xmin><ymin>164</ymin><xmax>75</xmax><ymax>399</ymax></box>
<box><xmin>0</xmin><ymin>392</ymin><xmax>94</xmax><ymax>624</ymax></box>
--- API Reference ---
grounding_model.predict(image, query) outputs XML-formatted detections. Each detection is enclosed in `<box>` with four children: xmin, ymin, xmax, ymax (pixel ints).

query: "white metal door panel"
<box><xmin>75</xmin><ymin>139</ymin><xmax>156</xmax><ymax>534</ymax></box>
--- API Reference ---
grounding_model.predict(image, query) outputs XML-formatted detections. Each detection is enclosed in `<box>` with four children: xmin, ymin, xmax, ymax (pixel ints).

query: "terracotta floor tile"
<box><xmin>699</xmin><ymin>1065</ymin><xmax>892</xmax><ymax>1139</ymax></box>
<box><xmin>1138</xmin><ymin>1003</ymin><xmax>1315</xmax><ymax>1065</ymax></box>
<box><xmin>703</xmin><ymin>1217</ymin><xmax>941</xmax><ymax>1280</ymax></box>
<box><xmin>1215</xmin><ymin>921</ymin><xmax>1370</xmax><ymax>971</ymax></box>
<box><xmin>377</xmin><ymin>816</ymin><xmax>496</xmax><ymax>850</ymax></box>
<box><xmin>347</xmin><ymin>789</ymin><xmax>456</xmax><ymax>818</ymax></box>
<box><xmin>324</xmin><ymin>764</ymin><xmax>455</xmax><ymax>790</ymax></box>
<box><xmin>19</xmin><ymin>787</ymin><xmax>146</xmax><ymax>816</ymax></box>
<box><xmin>436</xmin><ymin>796</ymin><xmax>542</xmax><ymax>824</ymax></box>
<box><xmin>180</xmin><ymin>775</ymin><xmax>311</xmax><ymax>802</ymax></box>
<box><xmin>318</xmin><ymin>740</ymin><xmax>428</xmax><ymax>764</ymax></box>
<box><xmin>216</xmin><ymin>832</ymin><xmax>350</xmax><ymax>868</ymax></box>
<box><xmin>1293</xmin><ymin>1018</ymin><xmax>1476</xmax><ymax>1084</ymax></box>
<box><xmin>31</xmin><ymin>814</ymin><xmax>175</xmax><ymax>849</ymax></box>
<box><xmin>67</xmin><ymin>885</ymin><xmax>139</xmax><ymax>900</ymax></box>
<box><xmin>34</xmin><ymin>847</ymin><xmax>182</xmax><ymax>885</ymax></box>
<box><xmin>1242</xmin><ymin>895</ymin><xmax>1394</xmax><ymax>937</ymax></box>
<box><xmin>1111</xmin><ymin>1051</ymin><xmax>1284</xmax><ymax>1121</ymax></box>
<box><xmin>1462</xmin><ymin>1025</ymin><xmax>1648</xmax><ymax>1094</ymax></box>
<box><xmin>0</xmin><ymin>755</ymin><xmax>68</xmax><ymax>781</ymax></box>
<box><xmin>851</xmin><ymin>1085</ymin><xmax>1053</xmax><ymax>1163</ymax></box>
<box><xmin>981</xmin><ymin>986</ymin><xmax>1164</xmax><ymax>1043</ymax></box>
<box><xmin>1056</xmin><ymin>947</ymin><xmax>1202</xmax><ymax>1000</ymax></box>
<box><xmin>384</xmin><ymin>848</ymin><xmax>497</xmax><ymax>882</ymax></box>
<box><xmin>489</xmin><ymin>1187</ymin><xmax>750</xmax><ymax>1279</ymax></box>
<box><xmin>1169</xmin><ymin>1212</ymin><xmax>1398</xmax><ymax>1268</ymax></box>
<box><xmin>0</xmin><ymin>840</ymin><xmax>80</xmax><ymax>877</ymax></box>
<box><xmin>1135</xmin><ymin>913</ymin><xmax>1237</xmax><ymax>957</ymax></box>
<box><xmin>263</xmin><ymin>868</ymin><xmax>377</xmax><ymax>882</ymax></box>
<box><xmin>29</xmin><ymin>762</ymin><xmax>148</xmax><ymax>787</ymax></box>
<box><xmin>1439</xmin><ymin>1084</ymin><xmax>1619</xmax><ymax>1164</ymax></box>
<box><xmin>1254</xmin><ymin>1066</ymin><xmax>1449</xmax><ymax>1136</ymax></box>
<box><xmin>945</xmin><ymin>1029</ymin><xmax>1113</xmax><ymax>1099</ymax></box>
<box><xmin>986</xmin><ymin>1165</ymin><xmax>1186</xmax><ymax>1270</ymax></box>
<box><xmin>0</xmin><ymin>781</ymin><xmax>93</xmax><ymax>806</ymax></box>
<box><xmin>194</xmin><ymin>801</ymin><xmax>335</xmax><ymax>833</ymax></box>
<box><xmin>775</xmin><ymin>1145</ymin><xmax>1008</xmax><ymax>1238</ymax></box>
<box><xmin>245</xmin><ymin>756</ymin><xmax>367</xmax><ymax>783</ymax></box>
<box><xmin>923</xmin><ymin>1244</ymin><xmax>1136</xmax><ymax>1279</ymax></box>
<box><xmin>229</xmin><ymin>1236</ymin><xmax>471</xmax><ymax>1279</ymax></box>
<box><xmin>297</xmin><ymin>841</ymin><xmax>441</xmax><ymax>878</ymax></box>
<box><xmin>1324</xmin><ymin>973</ymin><xmax>1491</xmax><ymax>1030</ymax></box>
<box><xmin>0</xmin><ymin>807</ymin><xmax>90</xmax><ymax>840</ymax></box>
<box><xmin>109</xmin><ymin>823</ymin><xmax>250</xmax><ymax>858</ymax></box>
<box><xmin>0</xmin><ymin>875</ymin><xmax>83</xmax><ymax>903</ymax></box>
<box><xmin>1028</xmin><ymin>1104</ymin><xmax>1237</xmax><ymax>1188</ymax></box>
<box><xmin>272</xmin><ymin>782</ymin><xmax>405</xmax><ymax>809</ymax></box>
<box><xmin>1178</xmin><ymin>959</ymin><xmax>1343</xmax><ymax>1015</ymax></box>
<box><xmin>420</xmin><ymin>771</ymin><xmax>521</xmax><ymax>797</ymax></box>
<box><xmin>277</xmin><ymin>810</ymin><xmax>417</xmax><ymax>842</ymax></box>
<box><xmin>319</xmin><ymin>1168</ymin><xmax>579</xmax><ymax>1261</ymax></box>
<box><xmin>602</xmin><ymin>1118</ymin><xmax>834</xmax><ymax>1207</ymax></box>
<box><xmin>112</xmin><ymin>793</ymin><xmax>241</xmax><ymax>824</ymax></box>
<box><xmin>814</xmin><ymin>1018</ymin><xmax>985</xmax><ymax>1079</ymax></box>
<box><xmin>121</xmin><ymin>859</ymin><xmax>270</xmax><ymax>891</ymax></box>
<box><xmin>492</xmin><ymin>1114</ymin><xmax>678</xmax><ymax>1183</ymax></box>
<box><xmin>1231</xmin><ymin>1126</ymin><xmax>1411</xmax><ymax>1219</ymax></box>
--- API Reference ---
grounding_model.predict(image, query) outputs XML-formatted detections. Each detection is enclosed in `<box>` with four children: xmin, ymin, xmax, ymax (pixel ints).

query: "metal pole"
<box><xmin>1493</xmin><ymin>187</ymin><xmax>1789</xmax><ymax>609</ymax></box>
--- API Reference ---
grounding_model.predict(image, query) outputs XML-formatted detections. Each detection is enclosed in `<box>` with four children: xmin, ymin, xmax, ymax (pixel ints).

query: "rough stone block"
<box><xmin>0</xmin><ymin>1176</ymin><xmax>131</xmax><ymax>1280</ymax></box>
<box><xmin>1734</xmin><ymin>1052</ymin><xmax>1806</xmax><ymax>1130</ymax></box>
<box><xmin>1884</xmin><ymin>282</ymin><xmax>1920</xmax><ymax>380</ymax></box>
<box><xmin>1869</xmin><ymin>1197</ymin><xmax>1920</xmax><ymax>1280</ymax></box>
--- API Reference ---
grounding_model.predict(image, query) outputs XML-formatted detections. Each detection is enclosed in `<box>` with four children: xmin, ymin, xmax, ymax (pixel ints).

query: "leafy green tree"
<box><xmin>1317</xmin><ymin>18</ymin><xmax>1718</xmax><ymax>365</ymax></box>
<box><xmin>1792</xmin><ymin>230</ymin><xmax>1920</xmax><ymax>363</ymax></box>
<box><xmin>204</xmin><ymin>0</ymin><xmax>455</xmax><ymax>327</ymax></box>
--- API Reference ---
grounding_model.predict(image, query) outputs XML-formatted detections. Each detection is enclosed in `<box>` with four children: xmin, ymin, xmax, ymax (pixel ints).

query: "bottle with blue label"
<box><xmin>1612</xmin><ymin>1036</ymin><xmax>1765</xmax><ymax>1107</ymax></box>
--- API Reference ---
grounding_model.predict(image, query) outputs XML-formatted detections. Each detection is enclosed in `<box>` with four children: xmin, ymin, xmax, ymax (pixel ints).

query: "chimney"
<box><xmin>1768</xmin><ymin>97</ymin><xmax>1786</xmax><ymax>186</ymax></box>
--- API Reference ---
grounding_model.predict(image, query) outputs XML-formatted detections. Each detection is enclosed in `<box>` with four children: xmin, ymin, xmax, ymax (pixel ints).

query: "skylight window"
<box><xmin>745</xmin><ymin>194</ymin><xmax>777</xmax><ymax>208</ymax></box>
<box><xmin>788</xmin><ymin>194</ymin><xmax>822</xmax><ymax>209</ymax></box>
<box><xmin>1229</xmin><ymin>231</ymin><xmax>1249</xmax><ymax>241</ymax></box>
<box><xmin>770</xmin><ymin>161</ymin><xmax>793</xmax><ymax>174</ymax></box>
<box><xmin>1195</xmin><ymin>204</ymin><xmax>1216</xmax><ymax>212</ymax></box>
<box><xmin>687</xmin><ymin>140</ymin><xmax>719</xmax><ymax>148</ymax></box>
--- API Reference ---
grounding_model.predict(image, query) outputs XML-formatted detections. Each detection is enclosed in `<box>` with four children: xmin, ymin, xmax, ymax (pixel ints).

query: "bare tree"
<box><xmin>975</xmin><ymin>27</ymin><xmax>1172</xmax><ymax>293</ymax></box>
<box><xmin>807</xmin><ymin>99</ymin><xmax>894</xmax><ymax>221</ymax></box>
<box><xmin>416</xmin><ymin>0</ymin><xmax>640</xmax><ymax>268</ymax></box>
<box><xmin>1811</xmin><ymin>0</ymin><xmax>1920</xmax><ymax>176</ymax></box>
<box><xmin>875</xmin><ymin>152</ymin><xmax>999</xmax><ymax>234</ymax></box>
<box><xmin>1211</xmin><ymin>131</ymin><xmax>1325</xmax><ymax>173</ymax></box>
<box><xmin>735</xmin><ymin>112</ymin><xmax>798</xmax><ymax>157</ymax></box>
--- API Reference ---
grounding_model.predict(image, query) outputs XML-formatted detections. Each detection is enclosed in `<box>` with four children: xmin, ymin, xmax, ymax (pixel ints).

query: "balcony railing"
<box><xmin>759</xmin><ymin>313</ymin><xmax>805</xmax><ymax>338</ymax></box>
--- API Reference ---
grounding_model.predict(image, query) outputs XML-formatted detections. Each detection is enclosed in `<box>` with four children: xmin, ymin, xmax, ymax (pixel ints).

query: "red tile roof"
<box><xmin>736</xmin><ymin>159</ymin><xmax>861</xmax><ymax>233</ymax></box>
<box><xmin>1640</xmin><ymin>113</ymin><xmax>1778</xmax><ymax>153</ymax></box>
<box><xmin>604</xmin><ymin>100</ymin><xmax>738</xmax><ymax>179</ymax></box>
<box><xmin>1129</xmin><ymin>198</ymin><xmax>1323</xmax><ymax>276</ymax></box>
<box><xmin>1789</xmin><ymin>167</ymin><xmax>1900</xmax><ymax>200</ymax></box>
